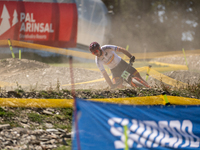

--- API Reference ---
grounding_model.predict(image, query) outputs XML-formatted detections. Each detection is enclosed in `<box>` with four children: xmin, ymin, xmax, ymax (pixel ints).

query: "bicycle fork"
<box><xmin>133</xmin><ymin>77</ymin><xmax>151</xmax><ymax>88</ymax></box>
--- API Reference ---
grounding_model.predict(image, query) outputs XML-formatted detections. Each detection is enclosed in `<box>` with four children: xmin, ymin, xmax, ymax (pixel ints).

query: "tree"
<box><xmin>0</xmin><ymin>4</ymin><xmax>11</xmax><ymax>36</ymax></box>
<box><xmin>12</xmin><ymin>9</ymin><xmax>18</xmax><ymax>26</ymax></box>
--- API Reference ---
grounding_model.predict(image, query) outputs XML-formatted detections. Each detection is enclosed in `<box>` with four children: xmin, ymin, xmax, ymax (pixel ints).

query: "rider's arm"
<box><xmin>96</xmin><ymin>57</ymin><xmax>114</xmax><ymax>88</ymax></box>
<box><xmin>116</xmin><ymin>47</ymin><xmax>132</xmax><ymax>58</ymax></box>
<box><xmin>102</xmin><ymin>45</ymin><xmax>132</xmax><ymax>58</ymax></box>
<box><xmin>101</xmin><ymin>70</ymin><xmax>113</xmax><ymax>88</ymax></box>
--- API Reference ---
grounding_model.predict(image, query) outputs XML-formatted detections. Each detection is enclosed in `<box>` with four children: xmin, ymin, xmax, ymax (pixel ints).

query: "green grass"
<box><xmin>27</xmin><ymin>113</ymin><xmax>44</xmax><ymax>123</ymax></box>
<box><xmin>0</xmin><ymin>107</ymin><xmax>15</xmax><ymax>119</ymax></box>
<box><xmin>55</xmin><ymin>145</ymin><xmax>71</xmax><ymax>150</ymax></box>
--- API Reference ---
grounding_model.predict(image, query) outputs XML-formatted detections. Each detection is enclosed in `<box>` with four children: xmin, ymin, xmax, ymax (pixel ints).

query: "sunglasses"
<box><xmin>92</xmin><ymin>50</ymin><xmax>99</xmax><ymax>55</ymax></box>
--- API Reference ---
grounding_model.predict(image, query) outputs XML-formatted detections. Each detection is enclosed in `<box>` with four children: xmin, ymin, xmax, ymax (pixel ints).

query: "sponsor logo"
<box><xmin>19</xmin><ymin>12</ymin><xmax>54</xmax><ymax>33</ymax></box>
<box><xmin>0</xmin><ymin>4</ymin><xmax>54</xmax><ymax>39</ymax></box>
<box><xmin>108</xmin><ymin>118</ymin><xmax>200</xmax><ymax>149</ymax></box>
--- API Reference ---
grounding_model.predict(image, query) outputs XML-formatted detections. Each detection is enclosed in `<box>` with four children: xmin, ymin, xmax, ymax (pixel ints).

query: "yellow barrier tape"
<box><xmin>11</xmin><ymin>40</ymin><xmax>94</xmax><ymax>60</ymax></box>
<box><xmin>0</xmin><ymin>96</ymin><xmax>199</xmax><ymax>108</ymax></box>
<box><xmin>166</xmin><ymin>96</ymin><xmax>200</xmax><ymax>105</ymax></box>
<box><xmin>85</xmin><ymin>64</ymin><xmax>188</xmax><ymax>74</ymax></box>
<box><xmin>0</xmin><ymin>39</ymin><xmax>193</xmax><ymax>89</ymax></box>
<box><xmin>0</xmin><ymin>98</ymin><xmax>73</xmax><ymax>108</ymax></box>
<box><xmin>0</xmin><ymin>81</ymin><xmax>16</xmax><ymax>87</ymax></box>
<box><xmin>1</xmin><ymin>40</ymin><xmax>200</xmax><ymax>60</ymax></box>
<box><xmin>0</xmin><ymin>65</ymin><xmax>188</xmax><ymax>89</ymax></box>
<box><xmin>85</xmin><ymin>68</ymin><xmax>100</xmax><ymax>72</ymax></box>
<box><xmin>136</xmin><ymin>66</ymin><xmax>148</xmax><ymax>72</ymax></box>
<box><xmin>62</xmin><ymin>67</ymin><xmax>148</xmax><ymax>87</ymax></box>
<box><xmin>62</xmin><ymin>65</ymin><xmax>188</xmax><ymax>87</ymax></box>
<box><xmin>86</xmin><ymin>67</ymin><xmax>148</xmax><ymax>73</ymax></box>
<box><xmin>149</xmin><ymin>61</ymin><xmax>188</xmax><ymax>70</ymax></box>
<box><xmin>90</xmin><ymin>96</ymin><xmax>163</xmax><ymax>105</ymax></box>
<box><xmin>149</xmin><ymin>68</ymin><xmax>187</xmax><ymax>88</ymax></box>
<box><xmin>62</xmin><ymin>78</ymin><xmax>107</xmax><ymax>87</ymax></box>
<box><xmin>0</xmin><ymin>40</ymin><xmax>8</xmax><ymax>46</ymax></box>
<box><xmin>121</xmin><ymin>49</ymin><xmax>200</xmax><ymax>59</ymax></box>
<box><xmin>86</xmin><ymin>62</ymin><xmax>188</xmax><ymax>73</ymax></box>
<box><xmin>152</xmin><ymin>67</ymin><xmax>184</xmax><ymax>72</ymax></box>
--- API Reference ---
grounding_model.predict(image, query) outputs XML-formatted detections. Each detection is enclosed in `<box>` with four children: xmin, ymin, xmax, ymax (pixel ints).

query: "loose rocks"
<box><xmin>0</xmin><ymin>125</ymin><xmax>71</xmax><ymax>150</ymax></box>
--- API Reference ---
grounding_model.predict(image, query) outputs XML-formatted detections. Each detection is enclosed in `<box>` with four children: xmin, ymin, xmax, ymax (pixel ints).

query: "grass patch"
<box><xmin>0</xmin><ymin>107</ymin><xmax>15</xmax><ymax>119</ymax></box>
<box><xmin>55</xmin><ymin>145</ymin><xmax>71</xmax><ymax>150</ymax></box>
<box><xmin>60</xmin><ymin>108</ymin><xmax>73</xmax><ymax>121</ymax></box>
<box><xmin>27</xmin><ymin>113</ymin><xmax>44</xmax><ymax>123</ymax></box>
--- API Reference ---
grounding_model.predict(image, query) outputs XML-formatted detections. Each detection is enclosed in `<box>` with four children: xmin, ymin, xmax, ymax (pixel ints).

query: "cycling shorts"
<box><xmin>110</xmin><ymin>59</ymin><xmax>137</xmax><ymax>80</ymax></box>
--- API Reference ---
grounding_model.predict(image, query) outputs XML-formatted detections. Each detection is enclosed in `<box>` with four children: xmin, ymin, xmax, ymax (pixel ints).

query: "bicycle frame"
<box><xmin>120</xmin><ymin>62</ymin><xmax>149</xmax><ymax>88</ymax></box>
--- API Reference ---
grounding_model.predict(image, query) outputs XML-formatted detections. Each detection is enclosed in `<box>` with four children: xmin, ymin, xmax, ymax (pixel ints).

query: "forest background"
<box><xmin>101</xmin><ymin>0</ymin><xmax>200</xmax><ymax>53</ymax></box>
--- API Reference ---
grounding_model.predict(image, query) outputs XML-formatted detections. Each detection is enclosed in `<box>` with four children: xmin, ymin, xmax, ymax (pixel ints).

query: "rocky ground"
<box><xmin>0</xmin><ymin>55</ymin><xmax>199</xmax><ymax>149</ymax></box>
<box><xmin>0</xmin><ymin>124</ymin><xmax>71</xmax><ymax>150</ymax></box>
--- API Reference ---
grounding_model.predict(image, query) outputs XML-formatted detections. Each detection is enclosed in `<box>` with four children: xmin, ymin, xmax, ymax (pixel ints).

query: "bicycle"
<box><xmin>112</xmin><ymin>59</ymin><xmax>151</xmax><ymax>89</ymax></box>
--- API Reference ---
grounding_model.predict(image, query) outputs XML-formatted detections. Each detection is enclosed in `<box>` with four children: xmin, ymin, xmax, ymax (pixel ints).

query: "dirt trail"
<box><xmin>0</xmin><ymin>55</ymin><xmax>200</xmax><ymax>91</ymax></box>
<box><xmin>0</xmin><ymin>58</ymin><xmax>106</xmax><ymax>91</ymax></box>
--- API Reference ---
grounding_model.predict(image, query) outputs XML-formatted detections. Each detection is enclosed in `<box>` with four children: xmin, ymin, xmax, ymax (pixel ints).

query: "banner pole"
<box><xmin>123</xmin><ymin>45</ymin><xmax>129</xmax><ymax>60</ymax></box>
<box><xmin>7</xmin><ymin>39</ymin><xmax>15</xmax><ymax>58</ymax></box>
<box><xmin>69</xmin><ymin>56</ymin><xmax>75</xmax><ymax>99</ymax></box>
<box><xmin>162</xmin><ymin>91</ymin><xmax>170</xmax><ymax>105</ymax></box>
<box><xmin>69</xmin><ymin>56</ymin><xmax>81</xmax><ymax>150</ymax></box>
<box><xmin>19</xmin><ymin>50</ymin><xmax>21</xmax><ymax>59</ymax></box>
<box><xmin>145</xmin><ymin>65</ymin><xmax>152</xmax><ymax>81</ymax></box>
<box><xmin>182</xmin><ymin>48</ymin><xmax>188</xmax><ymax>69</ymax></box>
<box><xmin>124</xmin><ymin>125</ymin><xmax>129</xmax><ymax>150</ymax></box>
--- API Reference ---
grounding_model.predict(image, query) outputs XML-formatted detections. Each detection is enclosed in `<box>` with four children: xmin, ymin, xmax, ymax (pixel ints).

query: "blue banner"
<box><xmin>72</xmin><ymin>98</ymin><xmax>200</xmax><ymax>150</ymax></box>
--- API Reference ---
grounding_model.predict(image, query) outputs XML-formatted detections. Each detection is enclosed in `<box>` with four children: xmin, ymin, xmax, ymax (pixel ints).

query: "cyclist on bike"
<box><xmin>89</xmin><ymin>42</ymin><xmax>150</xmax><ymax>89</ymax></box>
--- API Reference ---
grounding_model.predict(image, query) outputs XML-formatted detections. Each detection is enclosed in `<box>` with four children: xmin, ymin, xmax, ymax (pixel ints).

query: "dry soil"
<box><xmin>0</xmin><ymin>55</ymin><xmax>200</xmax><ymax>92</ymax></box>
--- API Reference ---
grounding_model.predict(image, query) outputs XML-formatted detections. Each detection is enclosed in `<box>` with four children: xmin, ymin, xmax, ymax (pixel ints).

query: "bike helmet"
<box><xmin>89</xmin><ymin>42</ymin><xmax>100</xmax><ymax>54</ymax></box>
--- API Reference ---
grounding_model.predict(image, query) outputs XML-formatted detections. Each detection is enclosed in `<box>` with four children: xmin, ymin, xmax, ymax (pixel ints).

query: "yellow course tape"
<box><xmin>0</xmin><ymin>81</ymin><xmax>16</xmax><ymax>87</ymax></box>
<box><xmin>0</xmin><ymin>96</ymin><xmax>199</xmax><ymax>108</ymax></box>
<box><xmin>0</xmin><ymin>40</ymin><xmax>193</xmax><ymax>88</ymax></box>
<box><xmin>0</xmin><ymin>98</ymin><xmax>73</xmax><ymax>108</ymax></box>
<box><xmin>62</xmin><ymin>77</ymin><xmax>108</xmax><ymax>87</ymax></box>
<box><xmin>1</xmin><ymin>40</ymin><xmax>94</xmax><ymax>60</ymax></box>
<box><xmin>0</xmin><ymin>66</ymin><xmax>188</xmax><ymax>89</ymax></box>
<box><xmin>120</xmin><ymin>49</ymin><xmax>200</xmax><ymax>59</ymax></box>
<box><xmin>149</xmin><ymin>68</ymin><xmax>187</xmax><ymax>88</ymax></box>
<box><xmin>62</xmin><ymin>67</ymin><xmax>148</xmax><ymax>87</ymax></box>
<box><xmin>62</xmin><ymin>64</ymin><xmax>187</xmax><ymax>88</ymax></box>
<box><xmin>0</xmin><ymin>40</ymin><xmax>7</xmax><ymax>46</ymax></box>
<box><xmin>1</xmin><ymin>40</ymin><xmax>200</xmax><ymax>60</ymax></box>
<box><xmin>149</xmin><ymin>61</ymin><xmax>188</xmax><ymax>70</ymax></box>
<box><xmin>152</xmin><ymin>67</ymin><xmax>184</xmax><ymax>72</ymax></box>
<box><xmin>92</xmin><ymin>96</ymin><xmax>200</xmax><ymax>105</ymax></box>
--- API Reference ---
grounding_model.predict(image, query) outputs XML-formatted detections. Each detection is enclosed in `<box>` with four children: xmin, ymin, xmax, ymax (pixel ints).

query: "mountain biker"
<box><xmin>89</xmin><ymin>42</ymin><xmax>150</xmax><ymax>89</ymax></box>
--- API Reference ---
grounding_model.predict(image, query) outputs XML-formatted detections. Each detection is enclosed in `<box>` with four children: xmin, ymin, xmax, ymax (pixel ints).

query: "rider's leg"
<box><xmin>132</xmin><ymin>71</ymin><xmax>151</xmax><ymax>88</ymax></box>
<box><xmin>112</xmin><ymin>77</ymin><xmax>125</xmax><ymax>88</ymax></box>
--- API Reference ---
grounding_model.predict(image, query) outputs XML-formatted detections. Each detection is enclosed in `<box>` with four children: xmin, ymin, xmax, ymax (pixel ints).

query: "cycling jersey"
<box><xmin>95</xmin><ymin>45</ymin><xmax>121</xmax><ymax>72</ymax></box>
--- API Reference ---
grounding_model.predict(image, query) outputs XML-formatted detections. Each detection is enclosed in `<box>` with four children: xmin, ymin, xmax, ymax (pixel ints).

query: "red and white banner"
<box><xmin>0</xmin><ymin>1</ymin><xmax>77</xmax><ymax>48</ymax></box>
